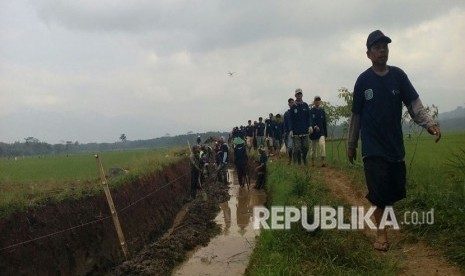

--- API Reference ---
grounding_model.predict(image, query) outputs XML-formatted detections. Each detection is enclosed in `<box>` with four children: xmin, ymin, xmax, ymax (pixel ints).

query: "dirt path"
<box><xmin>313</xmin><ymin>166</ymin><xmax>463</xmax><ymax>276</ymax></box>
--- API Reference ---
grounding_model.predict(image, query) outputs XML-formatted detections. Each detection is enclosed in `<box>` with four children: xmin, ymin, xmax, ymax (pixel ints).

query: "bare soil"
<box><xmin>112</xmin><ymin>177</ymin><xmax>230</xmax><ymax>275</ymax></box>
<box><xmin>313</xmin><ymin>165</ymin><xmax>463</xmax><ymax>276</ymax></box>
<box><xmin>0</xmin><ymin>159</ymin><xmax>224</xmax><ymax>275</ymax></box>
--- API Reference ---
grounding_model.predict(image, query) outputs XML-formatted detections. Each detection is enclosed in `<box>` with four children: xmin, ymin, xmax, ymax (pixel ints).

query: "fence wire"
<box><xmin>0</xmin><ymin>172</ymin><xmax>188</xmax><ymax>253</ymax></box>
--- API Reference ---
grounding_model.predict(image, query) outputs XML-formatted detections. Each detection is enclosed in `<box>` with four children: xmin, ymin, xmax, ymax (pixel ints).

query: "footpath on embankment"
<box><xmin>313</xmin><ymin>165</ymin><xmax>463</xmax><ymax>276</ymax></box>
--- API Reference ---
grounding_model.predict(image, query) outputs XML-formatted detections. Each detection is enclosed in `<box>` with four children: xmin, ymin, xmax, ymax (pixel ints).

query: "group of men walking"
<box><xmin>234</xmin><ymin>89</ymin><xmax>328</xmax><ymax>167</ymax></box>
<box><xmin>285</xmin><ymin>89</ymin><xmax>328</xmax><ymax>167</ymax></box>
<box><xmin>192</xmin><ymin>30</ymin><xmax>443</xmax><ymax>253</ymax></box>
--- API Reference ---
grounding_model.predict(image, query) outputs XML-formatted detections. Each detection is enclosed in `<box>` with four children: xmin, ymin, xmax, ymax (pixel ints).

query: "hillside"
<box><xmin>327</xmin><ymin>106</ymin><xmax>465</xmax><ymax>139</ymax></box>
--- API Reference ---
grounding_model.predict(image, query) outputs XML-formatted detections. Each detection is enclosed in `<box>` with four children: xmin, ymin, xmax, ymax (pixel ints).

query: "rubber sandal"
<box><xmin>373</xmin><ymin>241</ymin><xmax>389</xmax><ymax>252</ymax></box>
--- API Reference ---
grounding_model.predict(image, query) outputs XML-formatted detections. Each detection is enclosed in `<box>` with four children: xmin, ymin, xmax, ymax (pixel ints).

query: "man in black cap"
<box><xmin>348</xmin><ymin>30</ymin><xmax>442</xmax><ymax>251</ymax></box>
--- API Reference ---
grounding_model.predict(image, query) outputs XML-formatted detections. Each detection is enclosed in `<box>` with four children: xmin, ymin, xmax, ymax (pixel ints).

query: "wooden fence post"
<box><xmin>94</xmin><ymin>154</ymin><xmax>130</xmax><ymax>260</ymax></box>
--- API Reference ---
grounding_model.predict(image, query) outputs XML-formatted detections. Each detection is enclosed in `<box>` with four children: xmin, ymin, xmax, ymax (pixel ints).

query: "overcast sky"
<box><xmin>1</xmin><ymin>0</ymin><xmax>464</xmax><ymax>144</ymax></box>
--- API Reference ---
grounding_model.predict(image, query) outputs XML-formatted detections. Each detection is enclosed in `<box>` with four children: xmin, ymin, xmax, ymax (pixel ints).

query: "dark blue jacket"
<box><xmin>274</xmin><ymin>121</ymin><xmax>284</xmax><ymax>139</ymax></box>
<box><xmin>234</xmin><ymin>144</ymin><xmax>248</xmax><ymax>165</ymax></box>
<box><xmin>245</xmin><ymin>125</ymin><xmax>255</xmax><ymax>137</ymax></box>
<box><xmin>284</xmin><ymin>110</ymin><xmax>291</xmax><ymax>133</ymax></box>
<box><xmin>255</xmin><ymin>122</ymin><xmax>265</xmax><ymax>136</ymax></box>
<box><xmin>265</xmin><ymin>120</ymin><xmax>275</xmax><ymax>137</ymax></box>
<box><xmin>310</xmin><ymin>107</ymin><xmax>327</xmax><ymax>140</ymax></box>
<box><xmin>289</xmin><ymin>102</ymin><xmax>310</xmax><ymax>135</ymax></box>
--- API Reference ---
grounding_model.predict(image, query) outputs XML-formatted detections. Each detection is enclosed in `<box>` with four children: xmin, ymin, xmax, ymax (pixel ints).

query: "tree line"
<box><xmin>0</xmin><ymin>131</ymin><xmax>229</xmax><ymax>158</ymax></box>
<box><xmin>1</xmin><ymin>86</ymin><xmax>445</xmax><ymax>158</ymax></box>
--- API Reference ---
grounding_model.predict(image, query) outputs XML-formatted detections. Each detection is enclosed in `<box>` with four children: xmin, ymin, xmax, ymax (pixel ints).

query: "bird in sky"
<box><xmin>227</xmin><ymin>72</ymin><xmax>235</xmax><ymax>76</ymax></box>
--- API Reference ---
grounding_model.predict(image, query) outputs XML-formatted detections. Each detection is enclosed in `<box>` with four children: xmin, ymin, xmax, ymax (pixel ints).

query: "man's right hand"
<box><xmin>348</xmin><ymin>147</ymin><xmax>356</xmax><ymax>164</ymax></box>
<box><xmin>289</xmin><ymin>131</ymin><xmax>293</xmax><ymax>137</ymax></box>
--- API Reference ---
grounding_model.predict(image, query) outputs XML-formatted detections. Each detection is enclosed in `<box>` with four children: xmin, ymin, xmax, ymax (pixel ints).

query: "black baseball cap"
<box><xmin>366</xmin><ymin>30</ymin><xmax>391</xmax><ymax>49</ymax></box>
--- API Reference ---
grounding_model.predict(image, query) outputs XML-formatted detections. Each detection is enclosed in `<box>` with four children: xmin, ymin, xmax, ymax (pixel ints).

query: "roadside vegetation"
<box><xmin>0</xmin><ymin>148</ymin><xmax>186</xmax><ymax>218</ymax></box>
<box><xmin>246</xmin><ymin>160</ymin><xmax>398</xmax><ymax>275</ymax></box>
<box><xmin>325</xmin><ymin>131</ymin><xmax>465</xmax><ymax>270</ymax></box>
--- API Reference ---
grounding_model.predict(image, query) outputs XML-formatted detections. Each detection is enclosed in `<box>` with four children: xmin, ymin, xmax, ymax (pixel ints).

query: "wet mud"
<box><xmin>0</xmin><ymin>160</ymin><xmax>266</xmax><ymax>276</ymax></box>
<box><xmin>173</xmin><ymin>169</ymin><xmax>267</xmax><ymax>276</ymax></box>
<box><xmin>112</xmin><ymin>172</ymin><xmax>231</xmax><ymax>275</ymax></box>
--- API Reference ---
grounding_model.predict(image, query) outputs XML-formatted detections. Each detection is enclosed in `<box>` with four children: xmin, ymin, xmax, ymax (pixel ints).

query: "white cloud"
<box><xmin>0</xmin><ymin>0</ymin><xmax>464</xmax><ymax>143</ymax></box>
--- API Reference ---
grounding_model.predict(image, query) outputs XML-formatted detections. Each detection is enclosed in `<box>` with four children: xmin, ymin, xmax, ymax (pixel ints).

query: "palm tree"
<box><xmin>120</xmin><ymin>134</ymin><xmax>127</xmax><ymax>143</ymax></box>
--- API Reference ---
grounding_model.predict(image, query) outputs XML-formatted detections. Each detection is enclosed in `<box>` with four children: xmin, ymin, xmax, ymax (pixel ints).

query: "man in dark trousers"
<box><xmin>233</xmin><ymin>137</ymin><xmax>248</xmax><ymax>187</ymax></box>
<box><xmin>289</xmin><ymin>88</ymin><xmax>311</xmax><ymax>165</ymax></box>
<box><xmin>216</xmin><ymin>136</ymin><xmax>229</xmax><ymax>184</ymax></box>
<box><xmin>283</xmin><ymin>98</ymin><xmax>295</xmax><ymax>164</ymax></box>
<box><xmin>348</xmin><ymin>30</ymin><xmax>441</xmax><ymax>251</ymax></box>
<box><xmin>273</xmin><ymin>114</ymin><xmax>284</xmax><ymax>155</ymax></box>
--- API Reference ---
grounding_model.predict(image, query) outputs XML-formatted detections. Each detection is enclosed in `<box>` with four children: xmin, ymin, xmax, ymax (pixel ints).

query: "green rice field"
<box><xmin>0</xmin><ymin>148</ymin><xmax>186</xmax><ymax>218</ymax></box>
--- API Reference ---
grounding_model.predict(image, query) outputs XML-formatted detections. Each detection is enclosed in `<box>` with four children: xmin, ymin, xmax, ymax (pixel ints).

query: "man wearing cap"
<box><xmin>289</xmin><ymin>88</ymin><xmax>312</xmax><ymax>165</ymax></box>
<box><xmin>310</xmin><ymin>96</ymin><xmax>328</xmax><ymax>167</ymax></box>
<box><xmin>348</xmin><ymin>30</ymin><xmax>441</xmax><ymax>251</ymax></box>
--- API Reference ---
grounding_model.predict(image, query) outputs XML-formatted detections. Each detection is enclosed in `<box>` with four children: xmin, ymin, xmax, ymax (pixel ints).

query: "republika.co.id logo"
<box><xmin>253</xmin><ymin>206</ymin><xmax>434</xmax><ymax>231</ymax></box>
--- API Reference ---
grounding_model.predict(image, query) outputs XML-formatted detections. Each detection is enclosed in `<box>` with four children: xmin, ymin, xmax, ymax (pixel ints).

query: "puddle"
<box><xmin>173</xmin><ymin>169</ymin><xmax>267</xmax><ymax>276</ymax></box>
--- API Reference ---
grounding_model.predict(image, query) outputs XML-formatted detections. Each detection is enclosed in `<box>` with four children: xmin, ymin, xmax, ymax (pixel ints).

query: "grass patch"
<box><xmin>247</xmin><ymin>160</ymin><xmax>397</xmax><ymax>275</ymax></box>
<box><xmin>325</xmin><ymin>131</ymin><xmax>465</xmax><ymax>270</ymax></box>
<box><xmin>0</xmin><ymin>148</ymin><xmax>187</xmax><ymax>218</ymax></box>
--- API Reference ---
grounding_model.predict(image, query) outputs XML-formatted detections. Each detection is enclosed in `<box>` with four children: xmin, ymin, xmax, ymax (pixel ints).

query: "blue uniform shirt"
<box><xmin>256</xmin><ymin>122</ymin><xmax>265</xmax><ymax>136</ymax></box>
<box><xmin>283</xmin><ymin>110</ymin><xmax>291</xmax><ymax>133</ymax></box>
<box><xmin>245</xmin><ymin>125</ymin><xmax>255</xmax><ymax>137</ymax></box>
<box><xmin>289</xmin><ymin>102</ymin><xmax>310</xmax><ymax>135</ymax></box>
<box><xmin>352</xmin><ymin>66</ymin><xmax>419</xmax><ymax>161</ymax></box>
<box><xmin>266</xmin><ymin>120</ymin><xmax>275</xmax><ymax>137</ymax></box>
<box><xmin>310</xmin><ymin>107</ymin><xmax>327</xmax><ymax>140</ymax></box>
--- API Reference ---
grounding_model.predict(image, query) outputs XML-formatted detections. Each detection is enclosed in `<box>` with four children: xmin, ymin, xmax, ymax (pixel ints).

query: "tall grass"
<box><xmin>0</xmin><ymin>148</ymin><xmax>186</xmax><ymax>218</ymax></box>
<box><xmin>247</xmin><ymin>161</ymin><xmax>398</xmax><ymax>275</ymax></box>
<box><xmin>325</xmin><ymin>131</ymin><xmax>465</xmax><ymax>269</ymax></box>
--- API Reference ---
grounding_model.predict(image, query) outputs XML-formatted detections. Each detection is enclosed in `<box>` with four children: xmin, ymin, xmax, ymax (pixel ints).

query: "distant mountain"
<box><xmin>439</xmin><ymin>106</ymin><xmax>465</xmax><ymax>120</ymax></box>
<box><xmin>438</xmin><ymin>106</ymin><xmax>465</xmax><ymax>132</ymax></box>
<box><xmin>326</xmin><ymin>106</ymin><xmax>465</xmax><ymax>139</ymax></box>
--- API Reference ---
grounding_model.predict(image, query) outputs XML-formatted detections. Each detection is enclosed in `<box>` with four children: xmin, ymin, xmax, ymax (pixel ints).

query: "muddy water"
<box><xmin>173</xmin><ymin>169</ymin><xmax>267</xmax><ymax>276</ymax></box>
